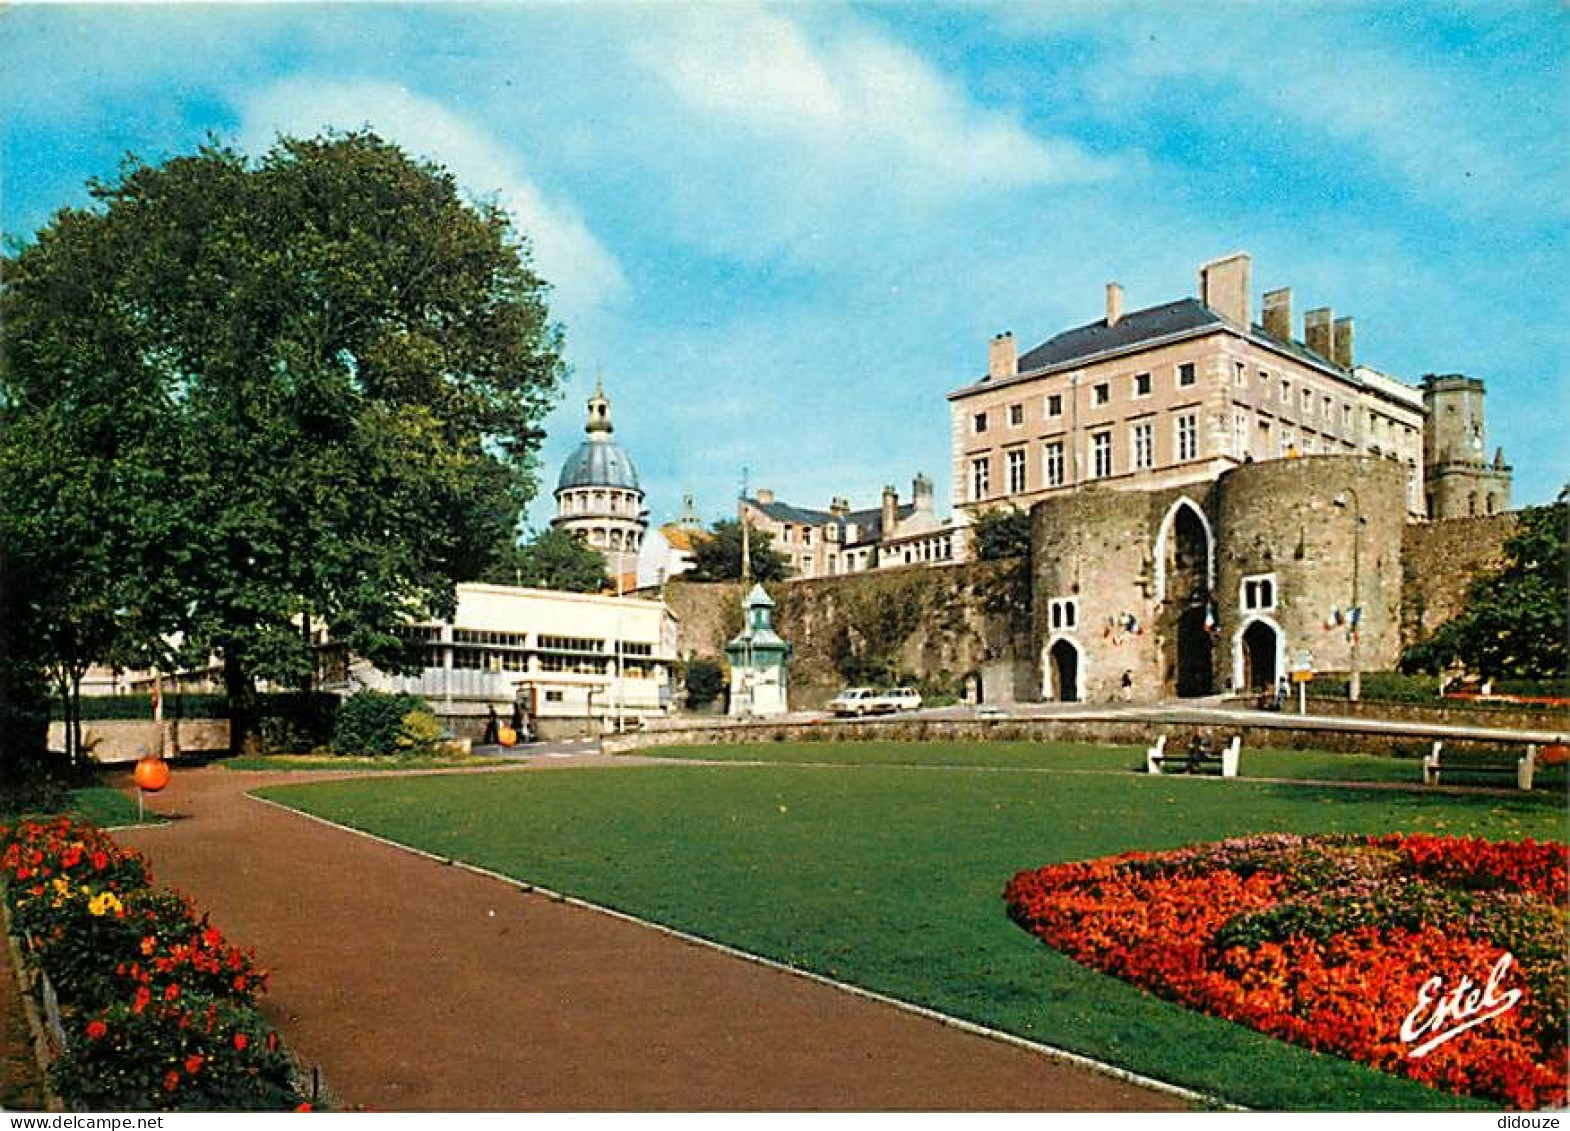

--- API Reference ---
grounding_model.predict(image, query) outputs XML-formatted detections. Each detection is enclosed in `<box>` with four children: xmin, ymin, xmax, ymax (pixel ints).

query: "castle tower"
<box><xmin>1421</xmin><ymin>374</ymin><xmax>1512</xmax><ymax>519</ymax></box>
<box><xmin>552</xmin><ymin>378</ymin><xmax>648</xmax><ymax>585</ymax></box>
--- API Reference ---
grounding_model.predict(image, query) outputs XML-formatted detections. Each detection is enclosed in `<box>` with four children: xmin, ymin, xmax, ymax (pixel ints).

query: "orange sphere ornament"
<box><xmin>134</xmin><ymin>756</ymin><xmax>171</xmax><ymax>792</ymax></box>
<box><xmin>497</xmin><ymin>724</ymin><xmax>518</xmax><ymax>748</ymax></box>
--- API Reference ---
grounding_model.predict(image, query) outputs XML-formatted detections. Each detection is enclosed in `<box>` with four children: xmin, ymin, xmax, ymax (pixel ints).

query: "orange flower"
<box><xmin>85</xmin><ymin>1020</ymin><xmax>108</xmax><ymax>1040</ymax></box>
<box><xmin>141</xmin><ymin>935</ymin><xmax>157</xmax><ymax>956</ymax></box>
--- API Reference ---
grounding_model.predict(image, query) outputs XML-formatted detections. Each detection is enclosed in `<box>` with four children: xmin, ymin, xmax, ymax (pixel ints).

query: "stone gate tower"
<box><xmin>1421</xmin><ymin>374</ymin><xmax>1511</xmax><ymax>519</ymax></box>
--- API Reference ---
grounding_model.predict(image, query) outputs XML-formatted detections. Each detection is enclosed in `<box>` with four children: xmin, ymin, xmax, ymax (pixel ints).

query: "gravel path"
<box><xmin>112</xmin><ymin>763</ymin><xmax>1189</xmax><ymax>1112</ymax></box>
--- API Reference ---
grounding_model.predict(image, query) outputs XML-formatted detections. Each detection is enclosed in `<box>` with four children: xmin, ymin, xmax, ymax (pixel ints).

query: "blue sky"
<box><xmin>3</xmin><ymin>2</ymin><xmax>1566</xmax><ymax>531</ymax></box>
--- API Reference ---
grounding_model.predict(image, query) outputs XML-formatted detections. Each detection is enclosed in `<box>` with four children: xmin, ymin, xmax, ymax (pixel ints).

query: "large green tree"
<box><xmin>687</xmin><ymin>519</ymin><xmax>791</xmax><ymax>582</ymax></box>
<box><xmin>483</xmin><ymin>527</ymin><xmax>606</xmax><ymax>592</ymax></box>
<box><xmin>1</xmin><ymin>132</ymin><xmax>565</xmax><ymax>754</ymax></box>
<box><xmin>1403</xmin><ymin>502</ymin><xmax>1568</xmax><ymax>680</ymax></box>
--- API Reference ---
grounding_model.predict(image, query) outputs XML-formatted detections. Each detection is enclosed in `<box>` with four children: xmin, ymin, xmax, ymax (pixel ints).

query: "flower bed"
<box><xmin>1005</xmin><ymin>834</ymin><xmax>1568</xmax><ymax>1110</ymax></box>
<box><xmin>1</xmin><ymin>816</ymin><xmax>308</xmax><ymax>1111</ymax></box>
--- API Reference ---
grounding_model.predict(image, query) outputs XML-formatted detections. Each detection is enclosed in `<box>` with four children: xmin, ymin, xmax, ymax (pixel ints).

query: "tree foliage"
<box><xmin>681</xmin><ymin>658</ymin><xmax>725</xmax><ymax>709</ymax></box>
<box><xmin>687</xmin><ymin>519</ymin><xmax>791</xmax><ymax>582</ymax></box>
<box><xmin>971</xmin><ymin>506</ymin><xmax>1033</xmax><ymax>561</ymax></box>
<box><xmin>1402</xmin><ymin>503</ymin><xmax>1568</xmax><ymax>679</ymax></box>
<box><xmin>483</xmin><ymin>527</ymin><xmax>606</xmax><ymax>592</ymax></box>
<box><xmin>1</xmin><ymin>132</ymin><xmax>565</xmax><ymax>756</ymax></box>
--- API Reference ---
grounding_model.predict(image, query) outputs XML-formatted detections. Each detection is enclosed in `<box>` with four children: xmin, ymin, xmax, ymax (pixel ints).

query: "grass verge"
<box><xmin>258</xmin><ymin>752</ymin><xmax>1567</xmax><ymax>1110</ymax></box>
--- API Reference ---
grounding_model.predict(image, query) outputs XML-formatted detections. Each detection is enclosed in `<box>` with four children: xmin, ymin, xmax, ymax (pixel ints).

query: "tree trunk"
<box><xmin>69</xmin><ymin>668</ymin><xmax>84</xmax><ymax>776</ymax></box>
<box><xmin>223</xmin><ymin>650</ymin><xmax>257</xmax><ymax>757</ymax></box>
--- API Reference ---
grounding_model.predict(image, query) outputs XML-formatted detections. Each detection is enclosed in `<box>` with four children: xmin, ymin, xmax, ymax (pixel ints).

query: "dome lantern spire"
<box><xmin>586</xmin><ymin>372</ymin><xmax>613</xmax><ymax>436</ymax></box>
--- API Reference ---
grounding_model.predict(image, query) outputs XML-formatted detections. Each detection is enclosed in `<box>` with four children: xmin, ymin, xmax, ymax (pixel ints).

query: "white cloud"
<box><xmin>630</xmin><ymin>6</ymin><xmax>1119</xmax><ymax>201</ymax></box>
<box><xmin>237</xmin><ymin>78</ymin><xmax>627</xmax><ymax>324</ymax></box>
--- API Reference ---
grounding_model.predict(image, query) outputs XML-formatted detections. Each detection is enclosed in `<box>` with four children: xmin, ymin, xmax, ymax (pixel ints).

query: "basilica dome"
<box><xmin>557</xmin><ymin>435</ymin><xmax>641</xmax><ymax>492</ymax></box>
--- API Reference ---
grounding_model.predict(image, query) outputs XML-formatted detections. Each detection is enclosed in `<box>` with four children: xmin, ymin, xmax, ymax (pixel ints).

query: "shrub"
<box><xmin>682</xmin><ymin>659</ymin><xmax>725</xmax><ymax>709</ymax></box>
<box><xmin>331</xmin><ymin>691</ymin><xmax>429</xmax><ymax>756</ymax></box>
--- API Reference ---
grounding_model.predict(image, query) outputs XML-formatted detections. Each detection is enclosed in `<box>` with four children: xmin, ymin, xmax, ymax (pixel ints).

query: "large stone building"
<box><xmin>948</xmin><ymin>252</ymin><xmax>1509</xmax><ymax>522</ymax></box>
<box><xmin>552</xmin><ymin>379</ymin><xmax>648</xmax><ymax>588</ymax></box>
<box><xmin>740</xmin><ymin>474</ymin><xmax>969</xmax><ymax>578</ymax></box>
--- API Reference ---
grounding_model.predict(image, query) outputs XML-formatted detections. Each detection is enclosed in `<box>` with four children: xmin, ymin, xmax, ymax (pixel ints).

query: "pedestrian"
<box><xmin>482</xmin><ymin>704</ymin><xmax>499</xmax><ymax>746</ymax></box>
<box><xmin>1274</xmin><ymin>678</ymin><xmax>1289</xmax><ymax>710</ymax></box>
<box><xmin>510</xmin><ymin>699</ymin><xmax>527</xmax><ymax>743</ymax></box>
<box><xmin>1120</xmin><ymin>669</ymin><xmax>1133</xmax><ymax>703</ymax></box>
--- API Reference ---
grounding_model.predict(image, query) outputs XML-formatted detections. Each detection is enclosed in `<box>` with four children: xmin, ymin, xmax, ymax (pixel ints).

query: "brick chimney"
<box><xmin>988</xmin><ymin>332</ymin><xmax>1017</xmax><ymax>380</ymax></box>
<box><xmin>1304</xmin><ymin>307</ymin><xmax>1334</xmax><ymax>361</ymax></box>
<box><xmin>1199</xmin><ymin>253</ymin><xmax>1252</xmax><ymax>327</ymax></box>
<box><xmin>1106</xmin><ymin>283</ymin><xmax>1124</xmax><ymax>327</ymax></box>
<box><xmin>881</xmin><ymin>485</ymin><xmax>899</xmax><ymax>539</ymax></box>
<box><xmin>1332</xmin><ymin>316</ymin><xmax>1355</xmax><ymax>368</ymax></box>
<box><xmin>755</xmin><ymin>488</ymin><xmax>774</xmax><ymax>505</ymax></box>
<box><xmin>1262</xmin><ymin>287</ymin><xmax>1292</xmax><ymax>341</ymax></box>
<box><xmin>912</xmin><ymin>473</ymin><xmax>934</xmax><ymax>515</ymax></box>
<box><xmin>829</xmin><ymin>496</ymin><xmax>850</xmax><ymax>517</ymax></box>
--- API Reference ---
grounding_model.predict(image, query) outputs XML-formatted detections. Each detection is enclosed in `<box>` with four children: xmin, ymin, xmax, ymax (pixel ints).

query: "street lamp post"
<box><xmin>1333</xmin><ymin>489</ymin><xmax>1364</xmax><ymax>702</ymax></box>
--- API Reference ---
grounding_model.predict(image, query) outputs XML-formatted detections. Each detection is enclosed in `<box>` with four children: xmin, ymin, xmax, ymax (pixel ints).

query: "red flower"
<box><xmin>163</xmin><ymin>1070</ymin><xmax>181</xmax><ymax>1092</ymax></box>
<box><xmin>91</xmin><ymin>850</ymin><xmax>108</xmax><ymax>870</ymax></box>
<box><xmin>202</xmin><ymin>926</ymin><xmax>223</xmax><ymax>949</ymax></box>
<box><xmin>132</xmin><ymin>986</ymin><xmax>152</xmax><ymax>1014</ymax></box>
<box><xmin>294</xmin><ymin>1103</ymin><xmax>313</xmax><ymax>1113</ymax></box>
<box><xmin>184</xmin><ymin>1054</ymin><xmax>204</xmax><ymax>1075</ymax></box>
<box><xmin>163</xmin><ymin>983</ymin><xmax>181</xmax><ymax>1001</ymax></box>
<box><xmin>84</xmin><ymin>1020</ymin><xmax>108</xmax><ymax>1040</ymax></box>
<box><xmin>233</xmin><ymin>1032</ymin><xmax>249</xmax><ymax>1051</ymax></box>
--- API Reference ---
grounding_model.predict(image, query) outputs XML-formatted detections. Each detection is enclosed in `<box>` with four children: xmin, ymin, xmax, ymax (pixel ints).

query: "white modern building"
<box><xmin>332</xmin><ymin>582</ymin><xmax>679</xmax><ymax>739</ymax></box>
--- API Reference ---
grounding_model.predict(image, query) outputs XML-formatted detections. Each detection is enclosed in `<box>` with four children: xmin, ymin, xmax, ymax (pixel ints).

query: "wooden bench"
<box><xmin>1421</xmin><ymin>741</ymin><xmax>1538</xmax><ymax>791</ymax></box>
<box><xmin>1146</xmin><ymin>734</ymin><xmax>1241</xmax><ymax>778</ymax></box>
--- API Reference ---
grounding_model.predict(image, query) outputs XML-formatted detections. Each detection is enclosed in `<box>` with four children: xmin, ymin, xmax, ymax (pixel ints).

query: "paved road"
<box><xmin>114</xmin><ymin>764</ymin><xmax>1189</xmax><ymax>1112</ymax></box>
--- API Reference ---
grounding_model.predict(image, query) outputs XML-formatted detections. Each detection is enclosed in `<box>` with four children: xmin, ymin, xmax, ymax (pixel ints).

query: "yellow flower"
<box><xmin>86</xmin><ymin>891</ymin><xmax>123</xmax><ymax>917</ymax></box>
<box><xmin>51</xmin><ymin>877</ymin><xmax>70</xmax><ymax>896</ymax></box>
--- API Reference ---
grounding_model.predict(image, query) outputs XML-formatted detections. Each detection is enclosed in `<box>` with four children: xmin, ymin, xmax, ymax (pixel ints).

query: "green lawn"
<box><xmin>1</xmin><ymin>785</ymin><xmax>155</xmax><ymax>829</ymax></box>
<box><xmin>258</xmin><ymin>748</ymin><xmax>1568</xmax><ymax>1111</ymax></box>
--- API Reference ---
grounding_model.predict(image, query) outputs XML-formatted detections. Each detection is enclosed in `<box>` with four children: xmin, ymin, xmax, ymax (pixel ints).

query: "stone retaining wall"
<box><xmin>604</xmin><ymin>715</ymin><xmax>1546</xmax><ymax>761</ymax></box>
<box><xmin>47</xmin><ymin>718</ymin><xmax>230</xmax><ymax>764</ymax></box>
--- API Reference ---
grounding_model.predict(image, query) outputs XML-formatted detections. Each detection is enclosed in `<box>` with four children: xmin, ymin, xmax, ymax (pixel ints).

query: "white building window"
<box><xmin>1134</xmin><ymin>372</ymin><xmax>1152</xmax><ymax>397</ymax></box>
<box><xmin>973</xmin><ymin>411</ymin><xmax>988</xmax><ymax>434</ymax></box>
<box><xmin>1233</xmin><ymin>412</ymin><xmax>1249</xmax><ymax>459</ymax></box>
<box><xmin>1241</xmin><ymin>573</ymin><xmax>1277</xmax><ymax>612</ymax></box>
<box><xmin>1043</xmin><ymin>441</ymin><xmax>1065</xmax><ymax>487</ymax></box>
<box><xmin>1131</xmin><ymin>421</ymin><xmax>1153</xmax><ymax>470</ymax></box>
<box><xmin>1048</xmin><ymin>597</ymin><xmax>1079</xmax><ymax>631</ymax></box>
<box><xmin>1093</xmin><ymin>382</ymin><xmax>1110</xmax><ymax>406</ymax></box>
<box><xmin>1009</xmin><ymin>403</ymin><xmax>1024</xmax><ymax>426</ymax></box>
<box><xmin>1177</xmin><ymin>362</ymin><xmax>1197</xmax><ymax>388</ymax></box>
<box><xmin>1046</xmin><ymin>394</ymin><xmax>1062</xmax><ymax>418</ymax></box>
<box><xmin>1090</xmin><ymin>431</ymin><xmax>1112</xmax><ymax>479</ymax></box>
<box><xmin>1006</xmin><ymin>448</ymin><xmax>1026</xmax><ymax>494</ymax></box>
<box><xmin>970</xmin><ymin>457</ymin><xmax>990</xmax><ymax>501</ymax></box>
<box><xmin>1175</xmin><ymin>413</ymin><xmax>1198</xmax><ymax>461</ymax></box>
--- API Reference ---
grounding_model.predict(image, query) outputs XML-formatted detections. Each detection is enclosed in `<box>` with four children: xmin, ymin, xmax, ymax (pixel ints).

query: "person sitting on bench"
<box><xmin>1185</xmin><ymin>729</ymin><xmax>1216</xmax><ymax>772</ymax></box>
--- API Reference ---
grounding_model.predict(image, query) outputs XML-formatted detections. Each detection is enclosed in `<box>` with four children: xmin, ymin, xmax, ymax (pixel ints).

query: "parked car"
<box><xmin>878</xmin><ymin>687</ymin><xmax>923</xmax><ymax>713</ymax></box>
<box><xmin>827</xmin><ymin>687</ymin><xmax>881</xmax><ymax>716</ymax></box>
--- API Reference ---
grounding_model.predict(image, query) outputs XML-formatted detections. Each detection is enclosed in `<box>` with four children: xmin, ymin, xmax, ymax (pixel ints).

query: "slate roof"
<box><xmin>744</xmin><ymin>497</ymin><xmax>916</xmax><ymax>548</ymax></box>
<box><xmin>1015</xmin><ymin>298</ymin><xmax>1223</xmax><ymax>374</ymax></box>
<box><xmin>952</xmin><ymin>296</ymin><xmax>1358</xmax><ymax>399</ymax></box>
